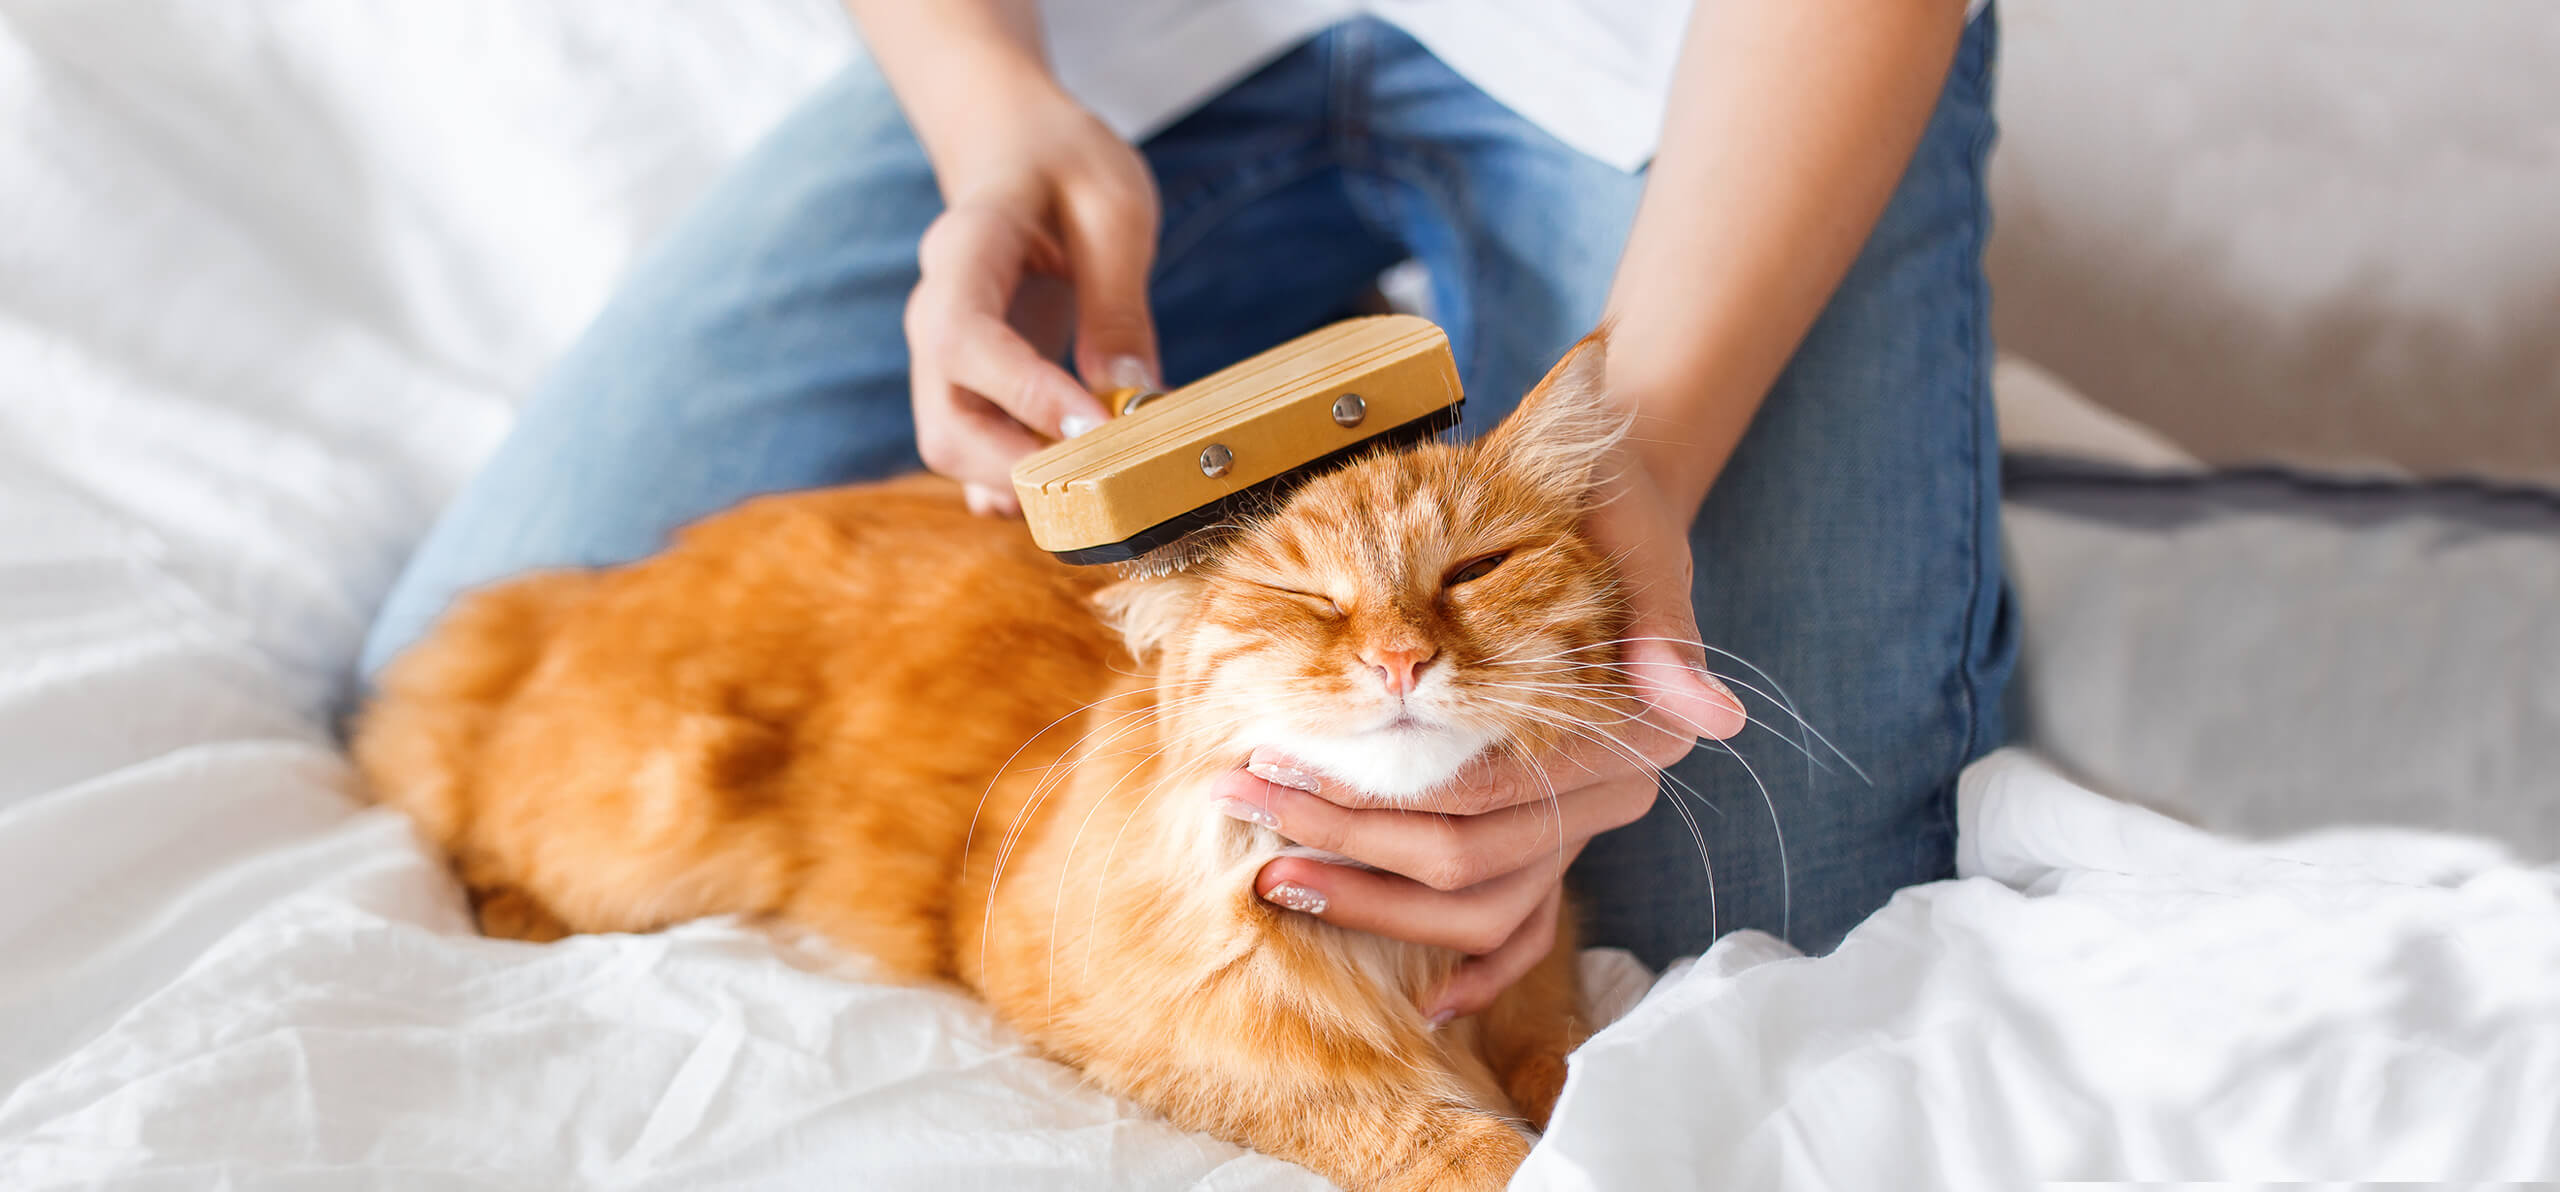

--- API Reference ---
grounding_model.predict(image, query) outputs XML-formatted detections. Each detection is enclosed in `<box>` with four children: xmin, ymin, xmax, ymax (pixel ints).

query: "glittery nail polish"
<box><xmin>1692</xmin><ymin>665</ymin><xmax>1741</xmax><ymax>710</ymax></box>
<box><xmin>1247</xmin><ymin>761</ymin><xmax>1322</xmax><ymax>793</ymax></box>
<box><xmin>1106</xmin><ymin>355</ymin><xmax>1159</xmax><ymax>391</ymax></box>
<box><xmin>1263</xmin><ymin>882</ymin><xmax>1327</xmax><ymax>915</ymax></box>
<box><xmin>1214</xmin><ymin>798</ymin><xmax>1281</xmax><ymax>831</ymax></box>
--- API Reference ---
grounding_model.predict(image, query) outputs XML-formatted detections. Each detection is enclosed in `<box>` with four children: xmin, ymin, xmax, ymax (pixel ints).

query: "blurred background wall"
<box><xmin>1986</xmin><ymin>1</ymin><xmax>2560</xmax><ymax>489</ymax></box>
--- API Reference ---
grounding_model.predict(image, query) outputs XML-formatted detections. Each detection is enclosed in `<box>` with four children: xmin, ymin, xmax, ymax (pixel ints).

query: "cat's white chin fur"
<box><xmin>1245</xmin><ymin>721</ymin><xmax>1492</xmax><ymax>802</ymax></box>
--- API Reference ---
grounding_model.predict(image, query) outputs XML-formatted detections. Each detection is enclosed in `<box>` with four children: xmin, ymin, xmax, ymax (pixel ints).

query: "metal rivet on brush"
<box><xmin>1200</xmin><ymin>443</ymin><xmax>1233</xmax><ymax>478</ymax></box>
<box><xmin>1331</xmin><ymin>393</ymin><xmax>1367</xmax><ymax>428</ymax></box>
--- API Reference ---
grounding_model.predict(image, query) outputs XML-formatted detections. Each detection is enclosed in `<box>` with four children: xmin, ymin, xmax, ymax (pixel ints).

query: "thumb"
<box><xmin>1059</xmin><ymin>184</ymin><xmax>1162</xmax><ymax>394</ymax></box>
<box><xmin>1621</xmin><ymin>622</ymin><xmax>1746</xmax><ymax>743</ymax></box>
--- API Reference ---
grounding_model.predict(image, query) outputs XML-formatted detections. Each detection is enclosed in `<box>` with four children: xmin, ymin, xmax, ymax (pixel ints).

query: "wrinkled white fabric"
<box><xmin>5</xmin><ymin>4</ymin><xmax>2558</xmax><ymax>1188</ymax></box>
<box><xmin>1525</xmin><ymin>751</ymin><xmax>2560</xmax><ymax>1188</ymax></box>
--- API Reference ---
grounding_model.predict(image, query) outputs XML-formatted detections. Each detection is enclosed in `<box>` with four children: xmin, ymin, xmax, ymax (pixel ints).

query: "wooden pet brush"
<box><xmin>1011</xmin><ymin>314</ymin><xmax>1463</xmax><ymax>575</ymax></box>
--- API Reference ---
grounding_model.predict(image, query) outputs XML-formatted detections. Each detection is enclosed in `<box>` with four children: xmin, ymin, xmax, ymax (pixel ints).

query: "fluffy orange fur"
<box><xmin>354</xmin><ymin>333</ymin><xmax>1634</xmax><ymax>1190</ymax></box>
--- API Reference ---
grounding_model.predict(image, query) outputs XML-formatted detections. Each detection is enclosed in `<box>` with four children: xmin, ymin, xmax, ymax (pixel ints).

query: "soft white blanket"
<box><xmin>1529</xmin><ymin>752</ymin><xmax>2560</xmax><ymax>1187</ymax></box>
<box><xmin>5</xmin><ymin>3</ymin><xmax>2556</xmax><ymax>1187</ymax></box>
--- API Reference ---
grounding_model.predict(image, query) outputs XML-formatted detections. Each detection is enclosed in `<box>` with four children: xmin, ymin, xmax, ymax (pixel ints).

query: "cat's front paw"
<box><xmin>1369</xmin><ymin>1109</ymin><xmax>1531</xmax><ymax>1192</ymax></box>
<box><xmin>469</xmin><ymin>884</ymin><xmax>570</xmax><ymax>942</ymax></box>
<box><xmin>1501</xmin><ymin>1046</ymin><xmax>1571</xmax><ymax>1130</ymax></box>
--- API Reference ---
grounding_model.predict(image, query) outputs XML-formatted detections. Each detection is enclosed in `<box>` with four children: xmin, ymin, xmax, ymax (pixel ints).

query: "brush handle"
<box><xmin>1012</xmin><ymin>315</ymin><xmax>1462</xmax><ymax>562</ymax></box>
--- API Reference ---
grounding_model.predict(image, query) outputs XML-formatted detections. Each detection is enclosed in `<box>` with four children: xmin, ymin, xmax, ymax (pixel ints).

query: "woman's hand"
<box><xmin>1211</xmin><ymin>440</ymin><xmax>1747</xmax><ymax>1021</ymax></box>
<box><xmin>850</xmin><ymin>2</ymin><xmax>1164</xmax><ymax>514</ymax></box>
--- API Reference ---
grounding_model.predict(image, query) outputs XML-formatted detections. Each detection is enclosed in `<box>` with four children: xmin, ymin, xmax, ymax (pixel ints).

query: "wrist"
<box><xmin>1602</xmin><ymin>385</ymin><xmax>1721</xmax><ymax>521</ymax></box>
<box><xmin>850</xmin><ymin>3</ymin><xmax>1069</xmax><ymax>184</ymax></box>
<box><xmin>913</xmin><ymin>66</ymin><xmax>1079</xmax><ymax>194</ymax></box>
<box><xmin>1601</xmin><ymin>320</ymin><xmax>1765</xmax><ymax>519</ymax></box>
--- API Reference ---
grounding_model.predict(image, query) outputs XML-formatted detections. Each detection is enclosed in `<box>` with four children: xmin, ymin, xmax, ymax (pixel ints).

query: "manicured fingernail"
<box><xmin>1059</xmin><ymin>412</ymin><xmax>1103</xmax><ymax>438</ymax></box>
<box><xmin>1215</xmin><ymin>798</ymin><xmax>1281</xmax><ymax>831</ymax></box>
<box><xmin>963</xmin><ymin>484</ymin><xmax>999</xmax><ymax>517</ymax></box>
<box><xmin>1693</xmin><ymin>667</ymin><xmax>1740</xmax><ymax>708</ymax></box>
<box><xmin>1106</xmin><ymin>355</ymin><xmax>1159</xmax><ymax>391</ymax></box>
<box><xmin>1247</xmin><ymin>761</ymin><xmax>1322</xmax><ymax>793</ymax></box>
<box><xmin>1263</xmin><ymin>882</ymin><xmax>1327</xmax><ymax>915</ymax></box>
<box><xmin>1427</xmin><ymin>1008</ymin><xmax>1456</xmax><ymax>1031</ymax></box>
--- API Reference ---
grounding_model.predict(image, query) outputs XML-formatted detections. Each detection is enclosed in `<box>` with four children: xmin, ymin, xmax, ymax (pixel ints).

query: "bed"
<box><xmin>5</xmin><ymin>3</ymin><xmax>2556</xmax><ymax>1187</ymax></box>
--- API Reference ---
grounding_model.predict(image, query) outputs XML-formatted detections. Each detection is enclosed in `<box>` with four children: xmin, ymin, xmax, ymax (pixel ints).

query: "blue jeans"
<box><xmin>361</xmin><ymin>16</ymin><xmax>2011</xmax><ymax>968</ymax></box>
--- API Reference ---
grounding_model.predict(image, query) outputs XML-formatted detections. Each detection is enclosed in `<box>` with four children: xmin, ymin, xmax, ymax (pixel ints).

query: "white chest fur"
<box><xmin>1242</xmin><ymin>720</ymin><xmax>1491</xmax><ymax>803</ymax></box>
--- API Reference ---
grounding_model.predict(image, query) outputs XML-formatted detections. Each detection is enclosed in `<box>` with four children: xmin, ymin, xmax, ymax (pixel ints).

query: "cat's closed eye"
<box><xmin>1444</xmin><ymin>553</ymin><xmax>1508</xmax><ymax>586</ymax></box>
<box><xmin>1267</xmin><ymin>584</ymin><xmax>1344</xmax><ymax>616</ymax></box>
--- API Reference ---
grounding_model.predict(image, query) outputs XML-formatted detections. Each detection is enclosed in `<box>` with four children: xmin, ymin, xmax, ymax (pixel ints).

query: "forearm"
<box><xmin>841</xmin><ymin>0</ymin><xmax>1063</xmax><ymax>191</ymax></box>
<box><xmin>1604</xmin><ymin>0</ymin><xmax>1969</xmax><ymax>513</ymax></box>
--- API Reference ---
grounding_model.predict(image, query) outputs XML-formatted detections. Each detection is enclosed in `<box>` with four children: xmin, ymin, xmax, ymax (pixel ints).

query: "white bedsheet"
<box><xmin>5</xmin><ymin>3</ymin><xmax>2558</xmax><ymax>1187</ymax></box>
<box><xmin>1530</xmin><ymin>752</ymin><xmax>2560</xmax><ymax>1187</ymax></box>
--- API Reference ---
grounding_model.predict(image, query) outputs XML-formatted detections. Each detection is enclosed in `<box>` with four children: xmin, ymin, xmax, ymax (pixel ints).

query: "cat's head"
<box><xmin>1100</xmin><ymin>331</ymin><xmax>1634</xmax><ymax>800</ymax></box>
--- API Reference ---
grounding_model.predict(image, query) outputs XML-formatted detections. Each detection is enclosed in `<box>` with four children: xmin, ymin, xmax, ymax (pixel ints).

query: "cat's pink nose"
<box><xmin>1362</xmin><ymin>644</ymin><xmax>1438</xmax><ymax>697</ymax></box>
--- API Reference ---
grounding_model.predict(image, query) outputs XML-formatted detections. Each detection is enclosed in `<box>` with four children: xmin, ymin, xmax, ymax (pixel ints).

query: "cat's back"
<box><xmin>635</xmin><ymin>475</ymin><xmax>1127</xmax><ymax>741</ymax></box>
<box><xmin>636</xmin><ymin>473</ymin><xmax>1118</xmax><ymax>677</ymax></box>
<box><xmin>355</xmin><ymin>475</ymin><xmax>1130</xmax><ymax>950</ymax></box>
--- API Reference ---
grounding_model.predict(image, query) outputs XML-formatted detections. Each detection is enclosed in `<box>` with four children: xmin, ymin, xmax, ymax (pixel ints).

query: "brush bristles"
<box><xmin>1110</xmin><ymin>534</ymin><xmax>1219</xmax><ymax>580</ymax></box>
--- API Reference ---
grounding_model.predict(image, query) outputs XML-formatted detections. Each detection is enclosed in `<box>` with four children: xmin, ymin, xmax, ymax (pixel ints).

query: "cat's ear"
<box><xmin>1092</xmin><ymin>573</ymin><xmax>1206</xmax><ymax>660</ymax></box>
<box><xmin>1479</xmin><ymin>327</ymin><xmax>1630</xmax><ymax>497</ymax></box>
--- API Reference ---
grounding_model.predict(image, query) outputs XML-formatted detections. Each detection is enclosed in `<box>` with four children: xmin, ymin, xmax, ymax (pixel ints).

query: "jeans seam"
<box><xmin>1946</xmin><ymin>14</ymin><xmax>2001</xmax><ymax>852</ymax></box>
<box><xmin>1329</xmin><ymin>20</ymin><xmax>1418</xmax><ymax>283</ymax></box>
<box><xmin>1326</xmin><ymin>18</ymin><xmax>1368</xmax><ymax>150</ymax></box>
<box><xmin>1153</xmin><ymin>123</ymin><xmax>1329</xmax><ymax>219</ymax></box>
<box><xmin>1155</xmin><ymin>23</ymin><xmax>1362</xmax><ymax>281</ymax></box>
<box><xmin>1361</xmin><ymin>149</ymin><xmax>1485</xmax><ymax>383</ymax></box>
<box><xmin>1153</xmin><ymin>148</ymin><xmax>1337</xmax><ymax>278</ymax></box>
<box><xmin>1328</xmin><ymin>18</ymin><xmax>1509</xmax><ymax>385</ymax></box>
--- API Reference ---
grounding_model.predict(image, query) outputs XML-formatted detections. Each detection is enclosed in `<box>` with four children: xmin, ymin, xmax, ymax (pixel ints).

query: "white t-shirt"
<box><xmin>1042</xmin><ymin>1</ymin><xmax>1984</xmax><ymax>173</ymax></box>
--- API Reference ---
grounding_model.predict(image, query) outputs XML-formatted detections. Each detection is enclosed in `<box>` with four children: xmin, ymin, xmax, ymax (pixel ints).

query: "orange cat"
<box><xmin>354</xmin><ymin>333</ymin><xmax>1635</xmax><ymax>1190</ymax></box>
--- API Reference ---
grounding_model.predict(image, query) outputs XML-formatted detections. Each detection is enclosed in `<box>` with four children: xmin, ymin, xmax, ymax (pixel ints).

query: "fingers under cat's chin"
<box><xmin>1616</xmin><ymin>641</ymin><xmax>1748</xmax><ymax>742</ymax></box>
